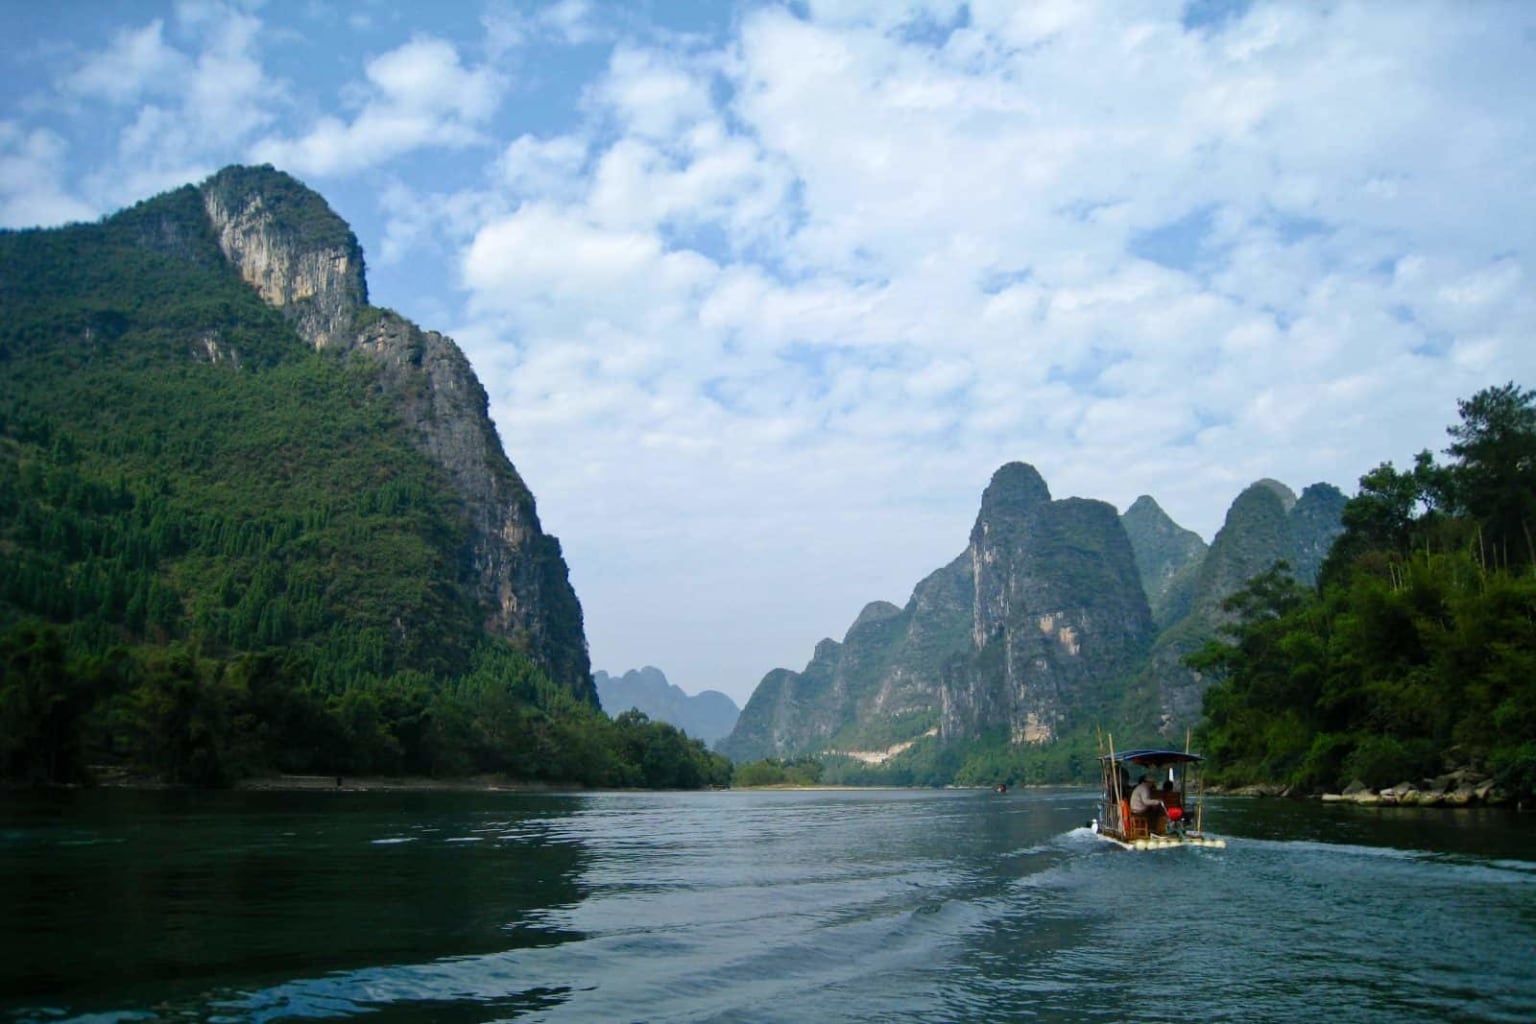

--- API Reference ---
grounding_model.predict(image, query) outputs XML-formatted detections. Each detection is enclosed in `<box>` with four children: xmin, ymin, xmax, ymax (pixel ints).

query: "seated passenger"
<box><xmin>1129</xmin><ymin>773</ymin><xmax>1167</xmax><ymax>830</ymax></box>
<box><xmin>1161</xmin><ymin>777</ymin><xmax>1181</xmax><ymax>808</ymax></box>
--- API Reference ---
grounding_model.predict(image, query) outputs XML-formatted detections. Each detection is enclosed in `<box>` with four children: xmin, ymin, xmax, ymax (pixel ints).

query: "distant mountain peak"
<box><xmin>1251</xmin><ymin>478</ymin><xmax>1298</xmax><ymax>512</ymax></box>
<box><xmin>970</xmin><ymin>461</ymin><xmax>1051</xmax><ymax>547</ymax></box>
<box><xmin>724</xmin><ymin>462</ymin><xmax>1346</xmax><ymax>767</ymax></box>
<box><xmin>849</xmin><ymin>600</ymin><xmax>903</xmax><ymax>634</ymax></box>
<box><xmin>594</xmin><ymin>667</ymin><xmax>740</xmax><ymax>746</ymax></box>
<box><xmin>1121</xmin><ymin>495</ymin><xmax>1208</xmax><ymax>628</ymax></box>
<box><xmin>723</xmin><ymin>461</ymin><xmax>1153</xmax><ymax>760</ymax></box>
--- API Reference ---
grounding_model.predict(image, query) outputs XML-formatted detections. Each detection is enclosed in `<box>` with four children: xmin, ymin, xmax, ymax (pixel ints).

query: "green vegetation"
<box><xmin>1190</xmin><ymin>384</ymin><xmax>1536</xmax><ymax>800</ymax></box>
<box><xmin>804</xmin><ymin>723</ymin><xmax>1138</xmax><ymax>788</ymax></box>
<box><xmin>826</xmin><ymin>708</ymin><xmax>937</xmax><ymax>753</ymax></box>
<box><xmin>733</xmin><ymin>757</ymin><xmax>825</xmax><ymax>787</ymax></box>
<box><xmin>0</xmin><ymin>175</ymin><xmax>727</xmax><ymax>790</ymax></box>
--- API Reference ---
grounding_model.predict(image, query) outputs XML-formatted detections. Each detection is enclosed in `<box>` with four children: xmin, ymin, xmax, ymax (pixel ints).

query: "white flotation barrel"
<box><xmin>1128</xmin><ymin>834</ymin><xmax>1227</xmax><ymax>850</ymax></box>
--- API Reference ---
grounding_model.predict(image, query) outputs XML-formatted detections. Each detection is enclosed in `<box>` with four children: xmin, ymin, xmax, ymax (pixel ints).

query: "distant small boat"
<box><xmin>1091</xmin><ymin>747</ymin><xmax>1227</xmax><ymax>851</ymax></box>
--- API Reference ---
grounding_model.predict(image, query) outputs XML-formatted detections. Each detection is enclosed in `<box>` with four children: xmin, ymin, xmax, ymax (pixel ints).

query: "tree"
<box><xmin>0</xmin><ymin>622</ymin><xmax>91</xmax><ymax>783</ymax></box>
<box><xmin>1442</xmin><ymin>382</ymin><xmax>1536</xmax><ymax>569</ymax></box>
<box><xmin>1187</xmin><ymin>564</ymin><xmax>1326</xmax><ymax>785</ymax></box>
<box><xmin>1319</xmin><ymin>454</ymin><xmax>1445</xmax><ymax>590</ymax></box>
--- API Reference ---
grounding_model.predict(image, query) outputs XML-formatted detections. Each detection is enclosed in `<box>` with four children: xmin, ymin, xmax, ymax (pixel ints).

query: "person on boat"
<box><xmin>1129</xmin><ymin>773</ymin><xmax>1167</xmax><ymax>828</ymax></box>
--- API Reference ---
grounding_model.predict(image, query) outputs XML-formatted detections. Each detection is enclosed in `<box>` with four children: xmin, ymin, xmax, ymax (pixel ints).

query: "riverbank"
<box><xmin>1215</xmin><ymin>768</ymin><xmax>1512</xmax><ymax>807</ymax></box>
<box><xmin>31</xmin><ymin>769</ymin><xmax>1033</xmax><ymax>795</ymax></box>
<box><xmin>235</xmin><ymin>774</ymin><xmax>569</xmax><ymax>793</ymax></box>
<box><xmin>34</xmin><ymin>766</ymin><xmax>571</xmax><ymax>793</ymax></box>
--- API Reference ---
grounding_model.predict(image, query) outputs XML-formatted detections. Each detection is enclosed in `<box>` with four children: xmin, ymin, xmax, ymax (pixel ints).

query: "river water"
<box><xmin>2</xmin><ymin>787</ymin><xmax>1532</xmax><ymax>1023</ymax></box>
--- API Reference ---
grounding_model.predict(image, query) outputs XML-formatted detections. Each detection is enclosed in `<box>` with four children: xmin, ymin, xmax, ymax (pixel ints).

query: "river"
<box><xmin>2</xmin><ymin>787</ymin><xmax>1532</xmax><ymax>1023</ymax></box>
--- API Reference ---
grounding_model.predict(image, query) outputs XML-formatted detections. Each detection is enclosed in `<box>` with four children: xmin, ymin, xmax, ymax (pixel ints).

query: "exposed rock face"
<box><xmin>160</xmin><ymin>165</ymin><xmax>593</xmax><ymax>698</ymax></box>
<box><xmin>943</xmin><ymin>478</ymin><xmax>1155</xmax><ymax>744</ymax></box>
<box><xmin>720</xmin><ymin>462</ymin><xmax>1154</xmax><ymax>759</ymax></box>
<box><xmin>594</xmin><ymin>667</ymin><xmax>740</xmax><ymax>746</ymax></box>
<box><xmin>968</xmin><ymin>462</ymin><xmax>1052</xmax><ymax>648</ymax></box>
<box><xmin>200</xmin><ymin>166</ymin><xmax>368</xmax><ymax>352</ymax></box>
<box><xmin>1121</xmin><ymin>495</ymin><xmax>1208</xmax><ymax>629</ymax></box>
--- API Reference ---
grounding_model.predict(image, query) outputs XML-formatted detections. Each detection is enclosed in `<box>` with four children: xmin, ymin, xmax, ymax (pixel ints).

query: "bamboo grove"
<box><xmin>1189</xmin><ymin>383</ymin><xmax>1536</xmax><ymax>799</ymax></box>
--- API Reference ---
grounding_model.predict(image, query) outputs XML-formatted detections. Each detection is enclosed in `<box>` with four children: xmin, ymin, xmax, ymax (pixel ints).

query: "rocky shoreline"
<box><xmin>1322</xmin><ymin>770</ymin><xmax>1508</xmax><ymax>807</ymax></box>
<box><xmin>1218</xmin><ymin>769</ymin><xmax>1510</xmax><ymax>807</ymax></box>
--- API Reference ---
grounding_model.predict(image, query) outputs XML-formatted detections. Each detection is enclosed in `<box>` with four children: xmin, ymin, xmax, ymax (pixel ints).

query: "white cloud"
<box><xmin>41</xmin><ymin>3</ymin><xmax>284</xmax><ymax>212</ymax></box>
<box><xmin>594</xmin><ymin>45</ymin><xmax>714</xmax><ymax>140</ymax></box>
<box><xmin>540</xmin><ymin>0</ymin><xmax>608</xmax><ymax>46</ymax></box>
<box><xmin>0</xmin><ymin>124</ymin><xmax>96</xmax><ymax>227</ymax></box>
<box><xmin>64</xmin><ymin>20</ymin><xmax>189</xmax><ymax>104</ymax></box>
<box><xmin>443</xmin><ymin>2</ymin><xmax>1536</xmax><ymax>699</ymax></box>
<box><xmin>462</xmin><ymin>202</ymin><xmax>716</xmax><ymax>318</ymax></box>
<box><xmin>251</xmin><ymin>36</ymin><xmax>505</xmax><ymax>176</ymax></box>
<box><xmin>185</xmin><ymin>8</ymin><xmax>275</xmax><ymax>147</ymax></box>
<box><xmin>499</xmin><ymin>133</ymin><xmax>589</xmax><ymax>200</ymax></box>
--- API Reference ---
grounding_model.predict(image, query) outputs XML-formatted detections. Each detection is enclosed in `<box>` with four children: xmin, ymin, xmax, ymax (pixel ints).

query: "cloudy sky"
<box><xmin>5</xmin><ymin>1</ymin><xmax>1534</xmax><ymax>705</ymax></box>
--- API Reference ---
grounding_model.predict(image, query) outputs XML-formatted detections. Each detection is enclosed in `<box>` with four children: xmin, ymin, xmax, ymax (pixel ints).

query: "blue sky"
<box><xmin>5</xmin><ymin>1</ymin><xmax>1535</xmax><ymax>705</ymax></box>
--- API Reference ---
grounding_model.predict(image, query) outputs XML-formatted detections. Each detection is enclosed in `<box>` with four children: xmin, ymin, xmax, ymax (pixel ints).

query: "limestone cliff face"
<box><xmin>200</xmin><ymin>166</ymin><xmax>368</xmax><ymax>352</ymax></box>
<box><xmin>968</xmin><ymin>462</ymin><xmax>1052</xmax><ymax>648</ymax></box>
<box><xmin>719</xmin><ymin>462</ymin><xmax>1154</xmax><ymax>759</ymax></box>
<box><xmin>942</xmin><ymin>473</ymin><xmax>1155</xmax><ymax>745</ymax></box>
<box><xmin>180</xmin><ymin>165</ymin><xmax>592</xmax><ymax>699</ymax></box>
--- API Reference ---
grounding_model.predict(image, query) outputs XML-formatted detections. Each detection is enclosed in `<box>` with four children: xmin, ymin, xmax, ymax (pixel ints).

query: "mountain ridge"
<box><xmin>594</xmin><ymin>667</ymin><xmax>740</xmax><ymax>746</ymax></box>
<box><xmin>720</xmin><ymin>463</ymin><xmax>1343</xmax><ymax>771</ymax></box>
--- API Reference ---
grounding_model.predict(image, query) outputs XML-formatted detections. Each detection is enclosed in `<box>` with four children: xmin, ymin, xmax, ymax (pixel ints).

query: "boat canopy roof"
<box><xmin>1099</xmin><ymin>748</ymin><xmax>1205</xmax><ymax>767</ymax></box>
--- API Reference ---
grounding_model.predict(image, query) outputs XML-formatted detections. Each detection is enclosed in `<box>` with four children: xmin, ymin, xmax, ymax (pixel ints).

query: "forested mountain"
<box><xmin>594</xmin><ymin>667</ymin><xmax>740</xmax><ymax>746</ymax></box>
<box><xmin>1120</xmin><ymin>495</ymin><xmax>1207</xmax><ymax>629</ymax></box>
<box><xmin>720</xmin><ymin>463</ymin><xmax>1344</xmax><ymax>785</ymax></box>
<box><xmin>0</xmin><ymin>165</ymin><xmax>728</xmax><ymax>789</ymax></box>
<box><xmin>1141</xmin><ymin>478</ymin><xmax>1346</xmax><ymax>728</ymax></box>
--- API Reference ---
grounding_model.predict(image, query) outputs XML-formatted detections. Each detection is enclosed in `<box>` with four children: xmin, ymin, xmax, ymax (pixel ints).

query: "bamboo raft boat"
<box><xmin>1091</xmin><ymin>740</ymin><xmax>1227</xmax><ymax>851</ymax></box>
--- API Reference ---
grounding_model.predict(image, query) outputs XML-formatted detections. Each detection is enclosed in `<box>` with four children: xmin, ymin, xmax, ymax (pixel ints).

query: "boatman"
<box><xmin>1129</xmin><ymin>773</ymin><xmax>1167</xmax><ymax>830</ymax></box>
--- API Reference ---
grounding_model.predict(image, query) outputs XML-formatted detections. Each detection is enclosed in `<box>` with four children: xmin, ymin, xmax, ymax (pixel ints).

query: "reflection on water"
<box><xmin>2</xmin><ymin>788</ymin><xmax>1533</xmax><ymax>1023</ymax></box>
<box><xmin>1</xmin><ymin>790</ymin><xmax>589</xmax><ymax>1019</ymax></box>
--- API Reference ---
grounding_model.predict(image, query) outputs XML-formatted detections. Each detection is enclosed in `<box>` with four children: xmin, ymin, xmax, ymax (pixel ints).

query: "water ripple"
<box><xmin>4</xmin><ymin>789</ymin><xmax>1534</xmax><ymax>1023</ymax></box>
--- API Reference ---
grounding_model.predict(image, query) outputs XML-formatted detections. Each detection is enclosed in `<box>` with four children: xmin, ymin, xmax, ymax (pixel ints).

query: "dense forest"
<box><xmin>1189</xmin><ymin>383</ymin><xmax>1536</xmax><ymax>800</ymax></box>
<box><xmin>0</xmin><ymin>184</ymin><xmax>730</xmax><ymax>790</ymax></box>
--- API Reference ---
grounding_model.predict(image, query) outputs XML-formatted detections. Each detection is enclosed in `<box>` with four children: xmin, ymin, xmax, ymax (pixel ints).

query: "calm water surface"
<box><xmin>2</xmin><ymin>787</ymin><xmax>1533</xmax><ymax>1023</ymax></box>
